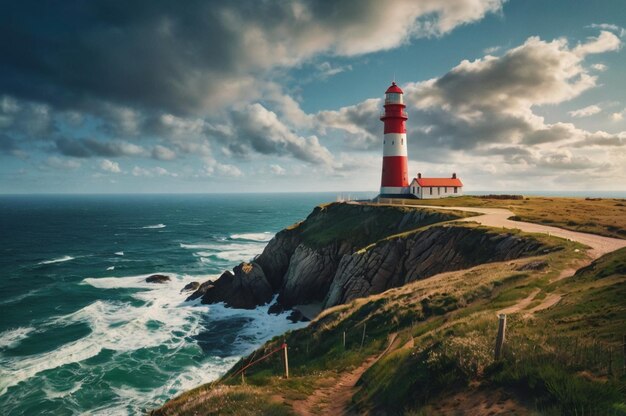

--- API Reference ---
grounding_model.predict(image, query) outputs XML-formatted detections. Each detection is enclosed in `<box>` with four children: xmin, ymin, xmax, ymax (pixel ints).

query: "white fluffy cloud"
<box><xmin>313</xmin><ymin>31</ymin><xmax>626</xmax><ymax>187</ymax></box>
<box><xmin>228</xmin><ymin>103</ymin><xmax>333</xmax><ymax>166</ymax></box>
<box><xmin>269</xmin><ymin>164</ymin><xmax>286</xmax><ymax>175</ymax></box>
<box><xmin>131</xmin><ymin>166</ymin><xmax>177</xmax><ymax>177</ymax></box>
<box><xmin>99</xmin><ymin>159</ymin><xmax>121</xmax><ymax>173</ymax></box>
<box><xmin>569</xmin><ymin>105</ymin><xmax>602</xmax><ymax>118</ymax></box>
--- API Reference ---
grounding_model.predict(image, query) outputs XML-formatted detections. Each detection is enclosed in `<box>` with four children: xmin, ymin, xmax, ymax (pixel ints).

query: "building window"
<box><xmin>454</xmin><ymin>187</ymin><xmax>458</xmax><ymax>193</ymax></box>
<box><xmin>401</xmin><ymin>138</ymin><xmax>403</xmax><ymax>145</ymax></box>
<box><xmin>438</xmin><ymin>187</ymin><xmax>440</xmax><ymax>195</ymax></box>
<box><xmin>430</xmin><ymin>187</ymin><xmax>432</xmax><ymax>195</ymax></box>
<box><xmin>444</xmin><ymin>187</ymin><xmax>447</xmax><ymax>193</ymax></box>
<box><xmin>392</xmin><ymin>141</ymin><xmax>394</xmax><ymax>145</ymax></box>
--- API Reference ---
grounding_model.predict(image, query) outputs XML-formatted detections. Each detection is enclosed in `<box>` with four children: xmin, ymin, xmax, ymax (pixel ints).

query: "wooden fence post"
<box><xmin>283</xmin><ymin>343</ymin><xmax>289</xmax><ymax>379</ymax></box>
<box><xmin>494</xmin><ymin>314</ymin><xmax>507</xmax><ymax>360</ymax></box>
<box><xmin>343</xmin><ymin>331</ymin><xmax>346</xmax><ymax>349</ymax></box>
<box><xmin>360</xmin><ymin>324</ymin><xmax>367</xmax><ymax>350</ymax></box>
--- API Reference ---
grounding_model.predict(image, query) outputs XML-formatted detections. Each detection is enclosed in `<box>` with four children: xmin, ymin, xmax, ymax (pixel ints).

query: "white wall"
<box><xmin>382</xmin><ymin>133</ymin><xmax>407</xmax><ymax>157</ymax></box>
<box><xmin>409</xmin><ymin>182</ymin><xmax>463</xmax><ymax>199</ymax></box>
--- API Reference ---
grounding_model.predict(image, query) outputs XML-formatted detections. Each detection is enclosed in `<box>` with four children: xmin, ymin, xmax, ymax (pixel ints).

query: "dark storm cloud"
<box><xmin>0</xmin><ymin>134</ymin><xmax>18</xmax><ymax>154</ymax></box>
<box><xmin>55</xmin><ymin>138</ymin><xmax>145</xmax><ymax>158</ymax></box>
<box><xmin>0</xmin><ymin>0</ymin><xmax>504</xmax><ymax>116</ymax></box>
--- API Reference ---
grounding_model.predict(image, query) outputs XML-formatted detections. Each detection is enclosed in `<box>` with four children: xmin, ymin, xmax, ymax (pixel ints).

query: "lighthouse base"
<box><xmin>379</xmin><ymin>186</ymin><xmax>410</xmax><ymax>196</ymax></box>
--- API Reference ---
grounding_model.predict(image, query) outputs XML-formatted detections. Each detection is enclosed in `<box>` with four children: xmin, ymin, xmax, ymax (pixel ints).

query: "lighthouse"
<box><xmin>379</xmin><ymin>82</ymin><xmax>409</xmax><ymax>196</ymax></box>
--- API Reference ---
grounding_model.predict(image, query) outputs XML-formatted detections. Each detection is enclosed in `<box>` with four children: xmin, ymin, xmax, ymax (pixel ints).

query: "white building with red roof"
<box><xmin>409</xmin><ymin>173</ymin><xmax>463</xmax><ymax>199</ymax></box>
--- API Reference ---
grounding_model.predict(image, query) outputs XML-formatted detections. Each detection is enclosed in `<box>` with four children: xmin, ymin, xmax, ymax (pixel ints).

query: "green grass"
<box><xmin>152</xmin><ymin>224</ymin><xmax>625</xmax><ymax>415</ymax></box>
<box><xmin>293</xmin><ymin>202</ymin><xmax>470</xmax><ymax>249</ymax></box>
<box><xmin>394</xmin><ymin>195</ymin><xmax>626</xmax><ymax>239</ymax></box>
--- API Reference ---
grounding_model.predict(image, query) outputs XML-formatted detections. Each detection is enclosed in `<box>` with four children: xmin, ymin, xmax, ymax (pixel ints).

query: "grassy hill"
<box><xmin>151</xmin><ymin>200</ymin><xmax>626</xmax><ymax>416</ymax></box>
<box><xmin>400</xmin><ymin>195</ymin><xmax>626</xmax><ymax>240</ymax></box>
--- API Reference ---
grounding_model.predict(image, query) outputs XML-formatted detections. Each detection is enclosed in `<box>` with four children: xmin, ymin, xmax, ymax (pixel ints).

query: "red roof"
<box><xmin>415</xmin><ymin>177</ymin><xmax>463</xmax><ymax>187</ymax></box>
<box><xmin>385</xmin><ymin>82</ymin><xmax>403</xmax><ymax>94</ymax></box>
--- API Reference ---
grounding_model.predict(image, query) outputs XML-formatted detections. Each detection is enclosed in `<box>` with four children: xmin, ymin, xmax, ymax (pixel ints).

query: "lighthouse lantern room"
<box><xmin>379</xmin><ymin>82</ymin><xmax>410</xmax><ymax>197</ymax></box>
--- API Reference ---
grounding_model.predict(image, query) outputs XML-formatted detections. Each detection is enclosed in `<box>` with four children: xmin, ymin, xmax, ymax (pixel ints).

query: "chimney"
<box><xmin>417</xmin><ymin>172</ymin><xmax>422</xmax><ymax>178</ymax></box>
<box><xmin>452</xmin><ymin>173</ymin><xmax>457</xmax><ymax>179</ymax></box>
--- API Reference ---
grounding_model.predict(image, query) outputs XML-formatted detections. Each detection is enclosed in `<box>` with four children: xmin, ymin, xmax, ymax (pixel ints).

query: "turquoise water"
<box><xmin>0</xmin><ymin>193</ymin><xmax>374</xmax><ymax>415</ymax></box>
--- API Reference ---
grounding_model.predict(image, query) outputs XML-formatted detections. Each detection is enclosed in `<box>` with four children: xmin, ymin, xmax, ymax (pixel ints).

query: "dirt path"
<box><xmin>497</xmin><ymin>288</ymin><xmax>540</xmax><ymax>315</ymax></box>
<box><xmin>525</xmin><ymin>293</ymin><xmax>562</xmax><ymax>315</ymax></box>
<box><xmin>412</xmin><ymin>205</ymin><xmax>626</xmax><ymax>259</ymax></box>
<box><xmin>410</xmin><ymin>205</ymin><xmax>626</xmax><ymax>318</ymax></box>
<box><xmin>291</xmin><ymin>333</ymin><xmax>399</xmax><ymax>416</ymax></box>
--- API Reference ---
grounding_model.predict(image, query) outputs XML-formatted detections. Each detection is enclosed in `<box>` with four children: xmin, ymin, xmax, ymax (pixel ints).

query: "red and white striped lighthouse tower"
<box><xmin>380</xmin><ymin>82</ymin><xmax>409</xmax><ymax>196</ymax></box>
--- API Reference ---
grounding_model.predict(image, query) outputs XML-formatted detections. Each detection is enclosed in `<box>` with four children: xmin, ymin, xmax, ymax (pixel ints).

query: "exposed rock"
<box><xmin>181</xmin><ymin>281</ymin><xmax>200</xmax><ymax>293</ymax></box>
<box><xmin>323</xmin><ymin>226</ymin><xmax>546</xmax><ymax>308</ymax></box>
<box><xmin>198</xmin><ymin>262</ymin><xmax>273</xmax><ymax>309</ymax></box>
<box><xmin>187</xmin><ymin>203</ymin><xmax>553</xmax><ymax>313</ymax></box>
<box><xmin>267</xmin><ymin>302</ymin><xmax>287</xmax><ymax>315</ymax></box>
<box><xmin>186</xmin><ymin>281</ymin><xmax>213</xmax><ymax>301</ymax></box>
<box><xmin>146</xmin><ymin>274</ymin><xmax>170</xmax><ymax>283</ymax></box>
<box><xmin>517</xmin><ymin>260</ymin><xmax>549</xmax><ymax>271</ymax></box>
<box><xmin>286</xmin><ymin>309</ymin><xmax>309</xmax><ymax>323</ymax></box>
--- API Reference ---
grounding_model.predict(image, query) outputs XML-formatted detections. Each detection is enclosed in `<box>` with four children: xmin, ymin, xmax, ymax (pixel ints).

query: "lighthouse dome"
<box><xmin>385</xmin><ymin>82</ymin><xmax>403</xmax><ymax>94</ymax></box>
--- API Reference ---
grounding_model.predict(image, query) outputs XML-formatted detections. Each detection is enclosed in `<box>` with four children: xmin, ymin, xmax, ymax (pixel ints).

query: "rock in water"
<box><xmin>186</xmin><ymin>281</ymin><xmax>213</xmax><ymax>301</ymax></box>
<box><xmin>181</xmin><ymin>281</ymin><xmax>200</xmax><ymax>292</ymax></box>
<box><xmin>198</xmin><ymin>262</ymin><xmax>273</xmax><ymax>309</ymax></box>
<box><xmin>146</xmin><ymin>274</ymin><xmax>170</xmax><ymax>283</ymax></box>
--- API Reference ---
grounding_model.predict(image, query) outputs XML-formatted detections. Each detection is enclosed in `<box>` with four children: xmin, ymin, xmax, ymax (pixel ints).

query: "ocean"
<box><xmin>0</xmin><ymin>193</ymin><xmax>374</xmax><ymax>415</ymax></box>
<box><xmin>0</xmin><ymin>190</ymin><xmax>623</xmax><ymax>415</ymax></box>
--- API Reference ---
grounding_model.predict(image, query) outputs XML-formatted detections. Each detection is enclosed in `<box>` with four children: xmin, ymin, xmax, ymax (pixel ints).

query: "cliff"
<box><xmin>188</xmin><ymin>202</ymin><xmax>549</xmax><ymax>311</ymax></box>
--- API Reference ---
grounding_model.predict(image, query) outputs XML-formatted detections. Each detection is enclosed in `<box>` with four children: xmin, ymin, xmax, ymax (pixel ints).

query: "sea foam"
<box><xmin>142</xmin><ymin>224</ymin><xmax>166</xmax><ymax>229</ymax></box>
<box><xmin>230</xmin><ymin>232</ymin><xmax>273</xmax><ymax>242</ymax></box>
<box><xmin>38</xmin><ymin>255</ymin><xmax>74</xmax><ymax>265</ymax></box>
<box><xmin>0</xmin><ymin>271</ymin><xmax>306</xmax><ymax>411</ymax></box>
<box><xmin>0</xmin><ymin>327</ymin><xmax>35</xmax><ymax>349</ymax></box>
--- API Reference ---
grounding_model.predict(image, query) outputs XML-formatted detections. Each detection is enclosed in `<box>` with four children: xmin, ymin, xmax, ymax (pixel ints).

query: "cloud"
<box><xmin>55</xmin><ymin>138</ymin><xmax>146</xmax><ymax>158</ymax></box>
<box><xmin>568</xmin><ymin>104</ymin><xmax>601</xmax><ymax>118</ymax></box>
<box><xmin>315</xmin><ymin>98</ymin><xmax>382</xmax><ymax>148</ymax></box>
<box><xmin>573</xmin><ymin>31</ymin><xmax>621</xmax><ymax>56</ymax></box>
<box><xmin>610</xmin><ymin>109</ymin><xmax>625</xmax><ymax>121</ymax></box>
<box><xmin>591</xmin><ymin>63</ymin><xmax>607</xmax><ymax>71</ymax></box>
<box><xmin>45</xmin><ymin>156</ymin><xmax>81</xmax><ymax>170</ymax></box>
<box><xmin>99</xmin><ymin>159</ymin><xmax>121</xmax><ymax>173</ymax></box>
<box><xmin>315</xmin><ymin>62</ymin><xmax>352</xmax><ymax>79</ymax></box>
<box><xmin>131</xmin><ymin>166</ymin><xmax>177</xmax><ymax>177</ymax></box>
<box><xmin>587</xmin><ymin>23</ymin><xmax>626</xmax><ymax>38</ymax></box>
<box><xmin>269</xmin><ymin>164</ymin><xmax>286</xmax><ymax>175</ymax></box>
<box><xmin>316</xmin><ymin>31</ymin><xmax>625</xmax><ymax>185</ymax></box>
<box><xmin>483</xmin><ymin>45</ymin><xmax>501</xmax><ymax>54</ymax></box>
<box><xmin>0</xmin><ymin>1</ymin><xmax>504</xmax><ymax>116</ymax></box>
<box><xmin>0</xmin><ymin>95</ymin><xmax>53</xmax><ymax>138</ymax></box>
<box><xmin>151</xmin><ymin>145</ymin><xmax>177</xmax><ymax>161</ymax></box>
<box><xmin>229</xmin><ymin>103</ymin><xmax>333</xmax><ymax>165</ymax></box>
<box><xmin>399</xmin><ymin>32</ymin><xmax>622</xmax><ymax>150</ymax></box>
<box><xmin>202</xmin><ymin>157</ymin><xmax>243</xmax><ymax>178</ymax></box>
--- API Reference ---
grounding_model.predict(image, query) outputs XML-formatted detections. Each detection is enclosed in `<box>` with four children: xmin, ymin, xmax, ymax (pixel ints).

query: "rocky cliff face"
<box><xmin>323</xmin><ymin>226</ymin><xmax>547</xmax><ymax>308</ymax></box>
<box><xmin>188</xmin><ymin>203</ymin><xmax>551</xmax><ymax>311</ymax></box>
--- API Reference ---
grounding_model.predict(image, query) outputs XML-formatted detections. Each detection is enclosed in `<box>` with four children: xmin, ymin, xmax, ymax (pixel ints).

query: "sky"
<box><xmin>1</xmin><ymin>0</ymin><xmax>625</xmax><ymax>194</ymax></box>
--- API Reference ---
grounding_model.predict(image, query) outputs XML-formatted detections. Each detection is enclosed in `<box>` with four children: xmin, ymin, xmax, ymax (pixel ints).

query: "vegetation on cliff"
<box><xmin>405</xmin><ymin>195</ymin><xmax>626</xmax><ymax>240</ymax></box>
<box><xmin>155</xmin><ymin>240</ymin><xmax>626</xmax><ymax>415</ymax></box>
<box><xmin>188</xmin><ymin>202</ymin><xmax>554</xmax><ymax>310</ymax></box>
